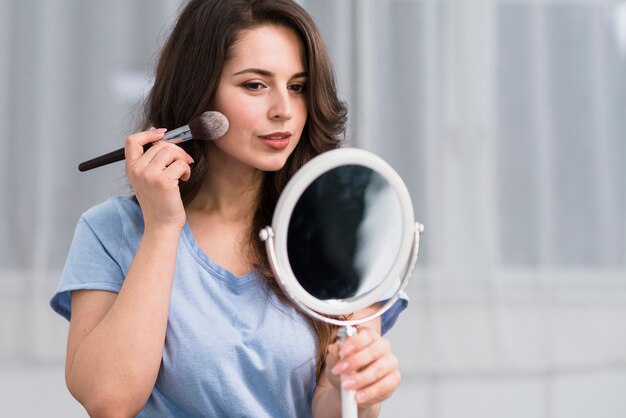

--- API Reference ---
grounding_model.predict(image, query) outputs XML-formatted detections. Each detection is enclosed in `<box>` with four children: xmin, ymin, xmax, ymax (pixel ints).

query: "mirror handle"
<box><xmin>337</xmin><ymin>325</ymin><xmax>358</xmax><ymax>418</ymax></box>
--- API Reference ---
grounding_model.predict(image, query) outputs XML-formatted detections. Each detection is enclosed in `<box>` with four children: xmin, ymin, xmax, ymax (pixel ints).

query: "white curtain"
<box><xmin>1</xmin><ymin>0</ymin><xmax>625</xmax><ymax>417</ymax></box>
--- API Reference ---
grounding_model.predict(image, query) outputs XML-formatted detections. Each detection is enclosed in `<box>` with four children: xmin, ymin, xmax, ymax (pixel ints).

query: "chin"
<box><xmin>258</xmin><ymin>162</ymin><xmax>288</xmax><ymax>172</ymax></box>
<box><xmin>256</xmin><ymin>156</ymin><xmax>291</xmax><ymax>172</ymax></box>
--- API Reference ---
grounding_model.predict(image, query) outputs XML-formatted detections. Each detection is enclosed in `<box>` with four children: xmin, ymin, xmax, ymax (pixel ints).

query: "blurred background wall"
<box><xmin>1</xmin><ymin>0</ymin><xmax>625</xmax><ymax>417</ymax></box>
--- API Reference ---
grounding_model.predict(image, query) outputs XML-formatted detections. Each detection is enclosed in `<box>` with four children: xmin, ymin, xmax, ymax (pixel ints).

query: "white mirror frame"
<box><xmin>260</xmin><ymin>148</ymin><xmax>417</xmax><ymax>316</ymax></box>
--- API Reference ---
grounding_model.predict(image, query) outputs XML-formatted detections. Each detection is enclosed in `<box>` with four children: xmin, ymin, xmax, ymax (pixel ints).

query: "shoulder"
<box><xmin>50</xmin><ymin>197</ymin><xmax>143</xmax><ymax>321</ymax></box>
<box><xmin>82</xmin><ymin>196</ymin><xmax>141</xmax><ymax>226</ymax></box>
<box><xmin>75</xmin><ymin>196</ymin><xmax>144</xmax><ymax>256</ymax></box>
<box><xmin>81</xmin><ymin>196</ymin><xmax>143</xmax><ymax>235</ymax></box>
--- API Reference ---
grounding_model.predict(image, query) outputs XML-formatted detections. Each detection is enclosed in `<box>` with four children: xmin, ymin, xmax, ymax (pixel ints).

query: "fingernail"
<box><xmin>356</xmin><ymin>392</ymin><xmax>366</xmax><ymax>402</ymax></box>
<box><xmin>328</xmin><ymin>344</ymin><xmax>339</xmax><ymax>356</ymax></box>
<box><xmin>331</xmin><ymin>362</ymin><xmax>348</xmax><ymax>375</ymax></box>
<box><xmin>342</xmin><ymin>378</ymin><xmax>355</xmax><ymax>390</ymax></box>
<box><xmin>155</xmin><ymin>128</ymin><xmax>167</xmax><ymax>134</ymax></box>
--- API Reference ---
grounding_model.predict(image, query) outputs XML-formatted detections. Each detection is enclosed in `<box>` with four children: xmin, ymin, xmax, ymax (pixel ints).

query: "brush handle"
<box><xmin>78</xmin><ymin>145</ymin><xmax>146</xmax><ymax>172</ymax></box>
<box><xmin>78</xmin><ymin>125</ymin><xmax>192</xmax><ymax>172</ymax></box>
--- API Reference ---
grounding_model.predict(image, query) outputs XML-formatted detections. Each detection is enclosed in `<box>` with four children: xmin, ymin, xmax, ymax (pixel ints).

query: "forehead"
<box><xmin>226</xmin><ymin>24</ymin><xmax>306</xmax><ymax>72</ymax></box>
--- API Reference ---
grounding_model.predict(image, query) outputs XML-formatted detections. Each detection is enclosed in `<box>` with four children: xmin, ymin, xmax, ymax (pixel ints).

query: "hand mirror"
<box><xmin>259</xmin><ymin>148</ymin><xmax>423</xmax><ymax>417</ymax></box>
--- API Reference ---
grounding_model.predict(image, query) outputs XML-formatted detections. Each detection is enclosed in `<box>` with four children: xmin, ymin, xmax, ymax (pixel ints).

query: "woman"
<box><xmin>51</xmin><ymin>1</ymin><xmax>407</xmax><ymax>416</ymax></box>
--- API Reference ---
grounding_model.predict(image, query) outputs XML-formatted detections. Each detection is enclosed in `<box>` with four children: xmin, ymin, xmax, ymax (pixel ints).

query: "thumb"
<box><xmin>325</xmin><ymin>341</ymin><xmax>340</xmax><ymax>369</ymax></box>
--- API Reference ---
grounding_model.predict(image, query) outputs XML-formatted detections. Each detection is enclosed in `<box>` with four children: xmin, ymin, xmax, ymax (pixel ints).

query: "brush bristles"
<box><xmin>189</xmin><ymin>111</ymin><xmax>229</xmax><ymax>140</ymax></box>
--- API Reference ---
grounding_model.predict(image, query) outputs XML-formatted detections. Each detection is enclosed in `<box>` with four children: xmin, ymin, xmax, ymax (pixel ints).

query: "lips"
<box><xmin>258</xmin><ymin>132</ymin><xmax>292</xmax><ymax>150</ymax></box>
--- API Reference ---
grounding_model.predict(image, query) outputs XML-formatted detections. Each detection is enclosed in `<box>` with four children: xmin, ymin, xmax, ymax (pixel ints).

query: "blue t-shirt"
<box><xmin>50</xmin><ymin>197</ymin><xmax>407</xmax><ymax>417</ymax></box>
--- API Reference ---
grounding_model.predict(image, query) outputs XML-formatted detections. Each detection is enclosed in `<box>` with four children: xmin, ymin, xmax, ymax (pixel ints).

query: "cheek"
<box><xmin>221</xmin><ymin>100</ymin><xmax>263</xmax><ymax>133</ymax></box>
<box><xmin>295</xmin><ymin>101</ymin><xmax>308</xmax><ymax>124</ymax></box>
<box><xmin>214</xmin><ymin>87</ymin><xmax>255</xmax><ymax>125</ymax></box>
<box><xmin>296</xmin><ymin>106</ymin><xmax>308</xmax><ymax>133</ymax></box>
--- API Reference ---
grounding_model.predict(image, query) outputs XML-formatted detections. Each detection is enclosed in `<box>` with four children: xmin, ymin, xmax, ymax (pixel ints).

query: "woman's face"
<box><xmin>211</xmin><ymin>24</ymin><xmax>308</xmax><ymax>172</ymax></box>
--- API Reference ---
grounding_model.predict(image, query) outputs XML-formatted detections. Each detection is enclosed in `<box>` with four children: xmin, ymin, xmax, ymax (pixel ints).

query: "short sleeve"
<box><xmin>50</xmin><ymin>199</ymin><xmax>127</xmax><ymax>321</ymax></box>
<box><xmin>379</xmin><ymin>281</ymin><xmax>409</xmax><ymax>335</ymax></box>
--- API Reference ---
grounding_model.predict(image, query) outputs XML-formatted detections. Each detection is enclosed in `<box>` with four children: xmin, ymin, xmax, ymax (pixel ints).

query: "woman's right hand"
<box><xmin>125</xmin><ymin>128</ymin><xmax>194</xmax><ymax>231</ymax></box>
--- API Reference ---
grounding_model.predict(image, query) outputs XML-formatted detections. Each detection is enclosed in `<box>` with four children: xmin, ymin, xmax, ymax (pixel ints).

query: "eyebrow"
<box><xmin>232</xmin><ymin>68</ymin><xmax>308</xmax><ymax>78</ymax></box>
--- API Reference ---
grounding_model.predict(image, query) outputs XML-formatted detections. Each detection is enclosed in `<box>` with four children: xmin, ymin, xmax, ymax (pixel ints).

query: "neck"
<box><xmin>188</xmin><ymin>151</ymin><xmax>264</xmax><ymax>222</ymax></box>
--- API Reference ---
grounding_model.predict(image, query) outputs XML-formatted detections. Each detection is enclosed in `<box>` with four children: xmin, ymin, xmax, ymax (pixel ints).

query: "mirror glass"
<box><xmin>286</xmin><ymin>165</ymin><xmax>403</xmax><ymax>301</ymax></box>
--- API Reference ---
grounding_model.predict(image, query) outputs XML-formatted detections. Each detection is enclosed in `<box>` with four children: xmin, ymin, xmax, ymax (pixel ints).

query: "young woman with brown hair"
<box><xmin>51</xmin><ymin>1</ymin><xmax>407</xmax><ymax>416</ymax></box>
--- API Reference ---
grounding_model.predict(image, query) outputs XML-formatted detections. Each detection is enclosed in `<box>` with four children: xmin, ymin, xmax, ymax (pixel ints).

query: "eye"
<box><xmin>242</xmin><ymin>82</ymin><xmax>266</xmax><ymax>91</ymax></box>
<box><xmin>288</xmin><ymin>83</ymin><xmax>306</xmax><ymax>94</ymax></box>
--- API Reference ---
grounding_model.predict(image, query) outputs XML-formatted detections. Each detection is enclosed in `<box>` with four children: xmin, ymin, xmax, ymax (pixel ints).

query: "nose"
<box><xmin>268</xmin><ymin>88</ymin><xmax>293</xmax><ymax>121</ymax></box>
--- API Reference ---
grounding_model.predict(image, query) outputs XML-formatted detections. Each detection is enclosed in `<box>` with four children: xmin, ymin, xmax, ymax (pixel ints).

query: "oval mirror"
<box><xmin>261</xmin><ymin>148</ymin><xmax>421</xmax><ymax>317</ymax></box>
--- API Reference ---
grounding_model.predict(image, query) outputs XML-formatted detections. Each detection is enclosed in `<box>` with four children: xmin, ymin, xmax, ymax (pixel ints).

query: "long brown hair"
<box><xmin>141</xmin><ymin>0</ymin><xmax>347</xmax><ymax>380</ymax></box>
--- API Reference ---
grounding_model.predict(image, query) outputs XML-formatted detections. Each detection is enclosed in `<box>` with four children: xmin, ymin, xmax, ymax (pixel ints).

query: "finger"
<box><xmin>328</xmin><ymin>341</ymin><xmax>340</xmax><ymax>358</ymax></box>
<box><xmin>135</xmin><ymin>158</ymin><xmax>190</xmax><ymax>193</ymax></box>
<box><xmin>334</xmin><ymin>338</ymin><xmax>390</xmax><ymax>375</ymax></box>
<box><xmin>354</xmin><ymin>369</ymin><xmax>401</xmax><ymax>406</ymax></box>
<box><xmin>163</xmin><ymin>159</ymin><xmax>192</xmax><ymax>183</ymax></box>
<box><xmin>129</xmin><ymin>144</ymin><xmax>192</xmax><ymax>186</ymax></box>
<box><xmin>340</xmin><ymin>327</ymin><xmax>378</xmax><ymax>358</ymax></box>
<box><xmin>341</xmin><ymin>353</ymin><xmax>398</xmax><ymax>391</ymax></box>
<box><xmin>340</xmin><ymin>327</ymin><xmax>377</xmax><ymax>357</ymax></box>
<box><xmin>325</xmin><ymin>342</ymin><xmax>341</xmax><ymax>371</ymax></box>
<box><xmin>125</xmin><ymin>128</ymin><xmax>167</xmax><ymax>162</ymax></box>
<box><xmin>142</xmin><ymin>142</ymin><xmax>193</xmax><ymax>169</ymax></box>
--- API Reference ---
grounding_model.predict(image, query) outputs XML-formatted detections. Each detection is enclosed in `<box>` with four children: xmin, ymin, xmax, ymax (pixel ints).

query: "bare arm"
<box><xmin>65</xmin><ymin>129</ymin><xmax>194</xmax><ymax>417</ymax></box>
<box><xmin>311</xmin><ymin>304</ymin><xmax>401</xmax><ymax>418</ymax></box>
<box><xmin>66</xmin><ymin>226</ymin><xmax>181</xmax><ymax>417</ymax></box>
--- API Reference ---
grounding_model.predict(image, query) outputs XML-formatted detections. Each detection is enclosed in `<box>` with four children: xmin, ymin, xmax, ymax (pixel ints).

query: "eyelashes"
<box><xmin>241</xmin><ymin>81</ymin><xmax>306</xmax><ymax>94</ymax></box>
<box><xmin>288</xmin><ymin>83</ymin><xmax>306</xmax><ymax>94</ymax></box>
<box><xmin>242</xmin><ymin>81</ymin><xmax>265</xmax><ymax>91</ymax></box>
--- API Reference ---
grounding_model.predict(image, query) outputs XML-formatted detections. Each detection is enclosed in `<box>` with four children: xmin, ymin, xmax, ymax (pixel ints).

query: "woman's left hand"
<box><xmin>325</xmin><ymin>327</ymin><xmax>401</xmax><ymax>407</ymax></box>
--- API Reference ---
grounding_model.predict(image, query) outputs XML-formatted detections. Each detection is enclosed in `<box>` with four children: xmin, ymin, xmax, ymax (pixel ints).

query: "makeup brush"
<box><xmin>78</xmin><ymin>111</ymin><xmax>229</xmax><ymax>172</ymax></box>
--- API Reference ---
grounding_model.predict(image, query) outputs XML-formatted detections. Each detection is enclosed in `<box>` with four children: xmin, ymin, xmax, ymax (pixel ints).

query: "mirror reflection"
<box><xmin>287</xmin><ymin>165</ymin><xmax>403</xmax><ymax>300</ymax></box>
